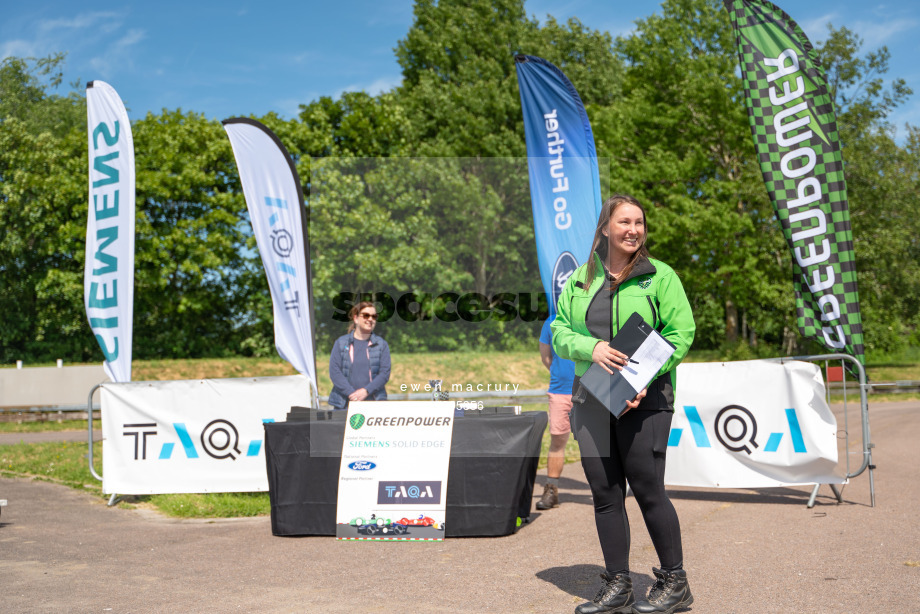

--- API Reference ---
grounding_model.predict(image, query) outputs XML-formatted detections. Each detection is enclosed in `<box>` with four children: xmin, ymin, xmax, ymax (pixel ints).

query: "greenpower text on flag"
<box><xmin>724</xmin><ymin>0</ymin><xmax>865</xmax><ymax>363</ymax></box>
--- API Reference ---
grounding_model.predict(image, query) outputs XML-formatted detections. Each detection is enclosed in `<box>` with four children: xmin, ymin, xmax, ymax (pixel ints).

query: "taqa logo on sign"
<box><xmin>669</xmin><ymin>405</ymin><xmax>809</xmax><ymax>455</ymax></box>
<box><xmin>347</xmin><ymin>460</ymin><xmax>377</xmax><ymax>471</ymax></box>
<box><xmin>552</xmin><ymin>252</ymin><xmax>578</xmax><ymax>310</ymax></box>
<box><xmin>121</xmin><ymin>418</ymin><xmax>273</xmax><ymax>461</ymax></box>
<box><xmin>377</xmin><ymin>481</ymin><xmax>442</xmax><ymax>504</ymax></box>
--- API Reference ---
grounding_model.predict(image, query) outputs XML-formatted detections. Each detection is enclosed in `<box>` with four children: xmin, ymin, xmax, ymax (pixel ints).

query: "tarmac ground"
<box><xmin>1</xmin><ymin>400</ymin><xmax>918</xmax><ymax>613</ymax></box>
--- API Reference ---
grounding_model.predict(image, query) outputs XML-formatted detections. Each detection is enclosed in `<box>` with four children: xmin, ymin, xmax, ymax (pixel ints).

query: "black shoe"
<box><xmin>535</xmin><ymin>483</ymin><xmax>559</xmax><ymax>510</ymax></box>
<box><xmin>632</xmin><ymin>568</ymin><xmax>693</xmax><ymax>614</ymax></box>
<box><xmin>574</xmin><ymin>572</ymin><xmax>635</xmax><ymax>614</ymax></box>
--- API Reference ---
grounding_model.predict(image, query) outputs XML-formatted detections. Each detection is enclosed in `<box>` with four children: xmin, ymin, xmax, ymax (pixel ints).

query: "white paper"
<box><xmin>619</xmin><ymin>332</ymin><xmax>675</xmax><ymax>391</ymax></box>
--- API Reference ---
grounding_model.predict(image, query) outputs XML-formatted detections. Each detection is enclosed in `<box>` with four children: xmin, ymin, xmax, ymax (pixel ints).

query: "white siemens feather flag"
<box><xmin>223</xmin><ymin>118</ymin><xmax>318</xmax><ymax>402</ymax></box>
<box><xmin>85</xmin><ymin>80</ymin><xmax>135</xmax><ymax>382</ymax></box>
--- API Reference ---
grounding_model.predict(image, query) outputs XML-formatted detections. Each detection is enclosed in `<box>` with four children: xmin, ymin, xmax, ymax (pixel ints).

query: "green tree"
<box><xmin>590</xmin><ymin>0</ymin><xmax>790</xmax><ymax>351</ymax></box>
<box><xmin>300</xmin><ymin>0</ymin><xmax>623</xmax><ymax>351</ymax></box>
<box><xmin>814</xmin><ymin>25</ymin><xmax>918</xmax><ymax>354</ymax></box>
<box><xmin>0</xmin><ymin>55</ymin><xmax>91</xmax><ymax>362</ymax></box>
<box><xmin>131</xmin><ymin>109</ymin><xmax>252</xmax><ymax>358</ymax></box>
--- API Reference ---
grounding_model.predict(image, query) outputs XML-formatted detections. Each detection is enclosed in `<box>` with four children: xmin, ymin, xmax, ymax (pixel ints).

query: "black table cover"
<box><xmin>264</xmin><ymin>411</ymin><xmax>548</xmax><ymax>537</ymax></box>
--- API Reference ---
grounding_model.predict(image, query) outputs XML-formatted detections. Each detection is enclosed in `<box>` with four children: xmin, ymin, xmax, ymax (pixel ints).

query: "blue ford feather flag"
<box><xmin>514</xmin><ymin>54</ymin><xmax>603</xmax><ymax>316</ymax></box>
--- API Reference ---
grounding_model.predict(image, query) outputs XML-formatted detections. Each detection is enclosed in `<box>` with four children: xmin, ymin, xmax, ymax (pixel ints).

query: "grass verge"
<box><xmin>0</xmin><ymin>440</ymin><xmax>102</xmax><ymax>491</ymax></box>
<box><xmin>0</xmin><ymin>420</ymin><xmax>101</xmax><ymax>433</ymax></box>
<box><xmin>0</xmin><ymin>440</ymin><xmax>274</xmax><ymax>518</ymax></box>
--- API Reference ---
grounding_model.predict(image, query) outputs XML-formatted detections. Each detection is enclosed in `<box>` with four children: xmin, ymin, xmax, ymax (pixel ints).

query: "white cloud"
<box><xmin>1</xmin><ymin>9</ymin><xmax>129</xmax><ymax>67</ymax></box>
<box><xmin>38</xmin><ymin>11</ymin><xmax>120</xmax><ymax>33</ymax></box>
<box><xmin>275</xmin><ymin>96</ymin><xmax>311</xmax><ymax>118</ymax></box>
<box><xmin>272</xmin><ymin>74</ymin><xmax>403</xmax><ymax>118</ymax></box>
<box><xmin>798</xmin><ymin>12</ymin><xmax>840</xmax><ymax>39</ymax></box>
<box><xmin>289</xmin><ymin>51</ymin><xmax>322</xmax><ymax>65</ymax></box>
<box><xmin>332</xmin><ymin>74</ymin><xmax>403</xmax><ymax>98</ymax></box>
<box><xmin>116</xmin><ymin>28</ymin><xmax>146</xmax><ymax>49</ymax></box>
<box><xmin>849</xmin><ymin>17</ymin><xmax>919</xmax><ymax>49</ymax></box>
<box><xmin>363</xmin><ymin>75</ymin><xmax>402</xmax><ymax>95</ymax></box>
<box><xmin>88</xmin><ymin>28</ymin><xmax>146</xmax><ymax>78</ymax></box>
<box><xmin>798</xmin><ymin>10</ymin><xmax>919</xmax><ymax>50</ymax></box>
<box><xmin>1</xmin><ymin>39</ymin><xmax>38</xmax><ymax>60</ymax></box>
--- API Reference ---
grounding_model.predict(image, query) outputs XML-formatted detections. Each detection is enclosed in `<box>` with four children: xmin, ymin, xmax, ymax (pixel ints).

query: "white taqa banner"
<box><xmin>100</xmin><ymin>375</ymin><xmax>310</xmax><ymax>494</ymax></box>
<box><xmin>85</xmin><ymin>80</ymin><xmax>135</xmax><ymax>383</ymax></box>
<box><xmin>666</xmin><ymin>360</ymin><xmax>845</xmax><ymax>488</ymax></box>
<box><xmin>222</xmin><ymin>119</ymin><xmax>317</xmax><ymax>401</ymax></box>
<box><xmin>336</xmin><ymin>402</ymin><xmax>455</xmax><ymax>541</ymax></box>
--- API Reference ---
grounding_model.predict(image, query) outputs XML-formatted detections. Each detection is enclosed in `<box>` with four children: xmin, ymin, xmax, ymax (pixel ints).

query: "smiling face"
<box><xmin>603</xmin><ymin>202</ymin><xmax>646</xmax><ymax>261</ymax></box>
<box><xmin>353</xmin><ymin>305</ymin><xmax>378</xmax><ymax>336</ymax></box>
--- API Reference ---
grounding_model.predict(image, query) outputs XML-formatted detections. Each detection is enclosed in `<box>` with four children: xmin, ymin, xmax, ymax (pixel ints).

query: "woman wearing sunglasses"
<box><xmin>328</xmin><ymin>301</ymin><xmax>391</xmax><ymax>410</ymax></box>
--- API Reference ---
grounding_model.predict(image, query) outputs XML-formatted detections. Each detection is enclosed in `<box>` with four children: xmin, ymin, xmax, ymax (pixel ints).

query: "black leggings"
<box><xmin>575</xmin><ymin>398</ymin><xmax>683</xmax><ymax>573</ymax></box>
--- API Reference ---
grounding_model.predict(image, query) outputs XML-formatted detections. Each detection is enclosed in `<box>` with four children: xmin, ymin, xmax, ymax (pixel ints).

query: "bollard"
<box><xmin>16</xmin><ymin>360</ymin><xmax>22</xmax><ymax>369</ymax></box>
<box><xmin>57</xmin><ymin>359</ymin><xmax>63</xmax><ymax>368</ymax></box>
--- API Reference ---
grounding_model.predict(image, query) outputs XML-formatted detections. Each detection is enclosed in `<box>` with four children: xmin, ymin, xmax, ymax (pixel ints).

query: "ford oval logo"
<box><xmin>348</xmin><ymin>461</ymin><xmax>377</xmax><ymax>471</ymax></box>
<box><xmin>552</xmin><ymin>252</ymin><xmax>578</xmax><ymax>310</ymax></box>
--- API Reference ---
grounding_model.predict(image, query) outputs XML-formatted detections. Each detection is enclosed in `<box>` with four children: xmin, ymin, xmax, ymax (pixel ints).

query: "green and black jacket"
<box><xmin>551</xmin><ymin>252</ymin><xmax>695</xmax><ymax>411</ymax></box>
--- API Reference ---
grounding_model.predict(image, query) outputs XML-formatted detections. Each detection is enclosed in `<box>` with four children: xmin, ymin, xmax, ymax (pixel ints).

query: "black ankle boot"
<box><xmin>574</xmin><ymin>572</ymin><xmax>635</xmax><ymax>614</ymax></box>
<box><xmin>632</xmin><ymin>567</ymin><xmax>693</xmax><ymax>614</ymax></box>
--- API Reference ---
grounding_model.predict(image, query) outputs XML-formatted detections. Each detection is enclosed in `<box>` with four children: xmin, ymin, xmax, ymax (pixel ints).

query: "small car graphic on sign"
<box><xmin>398</xmin><ymin>514</ymin><xmax>444</xmax><ymax>529</ymax></box>
<box><xmin>350</xmin><ymin>514</ymin><xmax>408</xmax><ymax>536</ymax></box>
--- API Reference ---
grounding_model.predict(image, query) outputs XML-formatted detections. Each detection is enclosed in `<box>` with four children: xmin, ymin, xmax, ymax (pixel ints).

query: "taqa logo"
<box><xmin>121</xmin><ymin>418</ymin><xmax>275</xmax><ymax>461</ymax></box>
<box><xmin>349</xmin><ymin>414</ymin><xmax>365</xmax><ymax>430</ymax></box>
<box><xmin>552</xmin><ymin>252</ymin><xmax>578</xmax><ymax>309</ymax></box>
<box><xmin>669</xmin><ymin>405</ymin><xmax>809</xmax><ymax>455</ymax></box>
<box><xmin>377</xmin><ymin>481</ymin><xmax>442</xmax><ymax>504</ymax></box>
<box><xmin>347</xmin><ymin>460</ymin><xmax>377</xmax><ymax>471</ymax></box>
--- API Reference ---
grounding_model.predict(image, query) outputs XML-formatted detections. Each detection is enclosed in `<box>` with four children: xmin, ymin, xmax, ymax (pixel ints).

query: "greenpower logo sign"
<box><xmin>349</xmin><ymin>414</ymin><xmax>366</xmax><ymax>430</ymax></box>
<box><xmin>638</xmin><ymin>277</ymin><xmax>652</xmax><ymax>289</ymax></box>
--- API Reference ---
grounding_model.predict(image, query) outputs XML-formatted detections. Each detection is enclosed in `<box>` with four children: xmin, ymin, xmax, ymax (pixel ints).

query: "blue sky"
<box><xmin>2</xmin><ymin>1</ymin><xmax>919</xmax><ymax>137</ymax></box>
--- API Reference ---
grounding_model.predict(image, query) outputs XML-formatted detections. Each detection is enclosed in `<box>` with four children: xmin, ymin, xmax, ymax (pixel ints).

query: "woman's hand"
<box><xmin>620</xmin><ymin>388</ymin><xmax>647</xmax><ymax>416</ymax></box>
<box><xmin>348</xmin><ymin>388</ymin><xmax>369</xmax><ymax>402</ymax></box>
<box><xmin>592</xmin><ymin>340</ymin><xmax>630</xmax><ymax>374</ymax></box>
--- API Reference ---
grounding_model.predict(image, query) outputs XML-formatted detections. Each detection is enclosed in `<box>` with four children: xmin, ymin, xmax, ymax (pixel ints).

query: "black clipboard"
<box><xmin>579</xmin><ymin>312</ymin><xmax>675</xmax><ymax>418</ymax></box>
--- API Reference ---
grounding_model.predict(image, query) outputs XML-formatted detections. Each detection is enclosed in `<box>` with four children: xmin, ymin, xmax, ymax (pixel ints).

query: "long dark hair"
<box><xmin>347</xmin><ymin>301</ymin><xmax>376</xmax><ymax>333</ymax></box>
<box><xmin>582</xmin><ymin>194</ymin><xmax>650</xmax><ymax>292</ymax></box>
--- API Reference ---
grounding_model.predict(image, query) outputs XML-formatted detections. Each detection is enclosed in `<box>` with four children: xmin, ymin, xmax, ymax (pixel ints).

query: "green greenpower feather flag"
<box><xmin>724</xmin><ymin>0</ymin><xmax>865</xmax><ymax>364</ymax></box>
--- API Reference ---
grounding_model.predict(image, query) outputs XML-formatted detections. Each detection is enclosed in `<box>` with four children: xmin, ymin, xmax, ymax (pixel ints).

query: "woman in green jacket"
<box><xmin>552</xmin><ymin>195</ymin><xmax>695</xmax><ymax>614</ymax></box>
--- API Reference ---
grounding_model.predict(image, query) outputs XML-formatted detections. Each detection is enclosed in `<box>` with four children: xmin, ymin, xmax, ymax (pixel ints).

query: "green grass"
<box><xmin>128</xmin><ymin>351</ymin><xmax>550</xmax><ymax>397</ymax></box>
<box><xmin>145</xmin><ymin>492</ymin><xmax>270</xmax><ymax>518</ymax></box>
<box><xmin>0</xmin><ymin>440</ymin><xmax>102</xmax><ymax>491</ymax></box>
<box><xmin>0</xmin><ymin>440</ymin><xmax>273</xmax><ymax>517</ymax></box>
<box><xmin>0</xmin><ymin>419</ymin><xmax>100</xmax><ymax>433</ymax></box>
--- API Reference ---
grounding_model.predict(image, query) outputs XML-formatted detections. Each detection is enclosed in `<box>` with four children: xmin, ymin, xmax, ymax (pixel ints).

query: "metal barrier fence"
<box><xmin>779</xmin><ymin>353</ymin><xmax>875</xmax><ymax>508</ymax></box>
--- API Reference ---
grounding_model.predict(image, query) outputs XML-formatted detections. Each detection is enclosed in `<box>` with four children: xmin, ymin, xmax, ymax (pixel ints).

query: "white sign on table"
<box><xmin>336</xmin><ymin>401</ymin><xmax>455</xmax><ymax>541</ymax></box>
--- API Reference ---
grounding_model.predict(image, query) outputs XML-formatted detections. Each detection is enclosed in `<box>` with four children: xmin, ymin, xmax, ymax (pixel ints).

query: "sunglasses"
<box><xmin>359</xmin><ymin>312</ymin><xmax>378</xmax><ymax>321</ymax></box>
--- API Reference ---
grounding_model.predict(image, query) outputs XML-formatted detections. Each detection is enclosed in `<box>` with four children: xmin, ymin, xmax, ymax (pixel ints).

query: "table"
<box><xmin>264</xmin><ymin>410</ymin><xmax>548</xmax><ymax>537</ymax></box>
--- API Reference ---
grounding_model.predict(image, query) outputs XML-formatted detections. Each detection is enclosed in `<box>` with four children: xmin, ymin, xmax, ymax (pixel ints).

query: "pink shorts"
<box><xmin>547</xmin><ymin>392</ymin><xmax>574</xmax><ymax>436</ymax></box>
